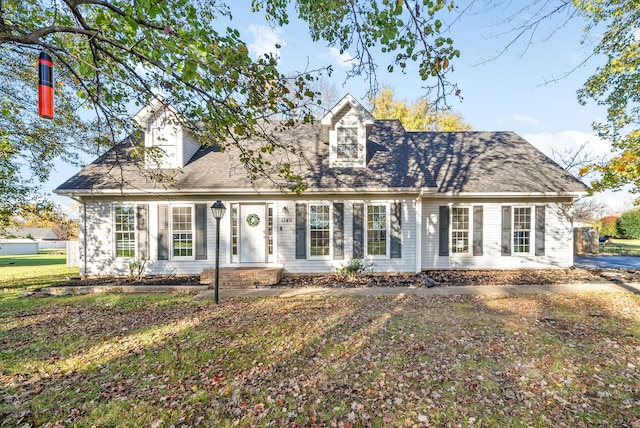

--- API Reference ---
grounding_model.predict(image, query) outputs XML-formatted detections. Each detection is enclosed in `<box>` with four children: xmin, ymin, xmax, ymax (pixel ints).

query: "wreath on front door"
<box><xmin>246</xmin><ymin>213</ymin><xmax>260</xmax><ymax>227</ymax></box>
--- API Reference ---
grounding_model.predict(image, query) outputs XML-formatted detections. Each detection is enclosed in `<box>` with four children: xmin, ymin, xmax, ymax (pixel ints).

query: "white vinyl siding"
<box><xmin>182</xmin><ymin>132</ymin><xmax>200</xmax><ymax>166</ymax></box>
<box><xmin>279</xmin><ymin>199</ymin><xmax>415</xmax><ymax>273</ymax></box>
<box><xmin>422</xmin><ymin>201</ymin><xmax>574</xmax><ymax>269</ymax></box>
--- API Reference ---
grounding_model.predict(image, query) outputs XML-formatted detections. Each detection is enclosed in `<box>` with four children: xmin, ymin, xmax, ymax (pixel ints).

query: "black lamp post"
<box><xmin>210</xmin><ymin>200</ymin><xmax>226</xmax><ymax>304</ymax></box>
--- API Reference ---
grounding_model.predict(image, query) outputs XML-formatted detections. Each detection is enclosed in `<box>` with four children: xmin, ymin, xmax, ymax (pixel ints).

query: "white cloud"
<box><xmin>524</xmin><ymin>130</ymin><xmax>633</xmax><ymax>212</ymax></box>
<box><xmin>512</xmin><ymin>114</ymin><xmax>540</xmax><ymax>126</ymax></box>
<box><xmin>323</xmin><ymin>47</ymin><xmax>353</xmax><ymax>69</ymax></box>
<box><xmin>524</xmin><ymin>130</ymin><xmax>610</xmax><ymax>160</ymax></box>
<box><xmin>247</xmin><ymin>24</ymin><xmax>285</xmax><ymax>59</ymax></box>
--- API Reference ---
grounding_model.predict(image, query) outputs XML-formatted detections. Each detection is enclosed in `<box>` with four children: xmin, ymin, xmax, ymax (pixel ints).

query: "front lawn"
<box><xmin>601</xmin><ymin>239</ymin><xmax>640</xmax><ymax>256</ymax></box>
<box><xmin>1</xmin><ymin>291</ymin><xmax>639</xmax><ymax>427</ymax></box>
<box><xmin>0</xmin><ymin>253</ymin><xmax>78</xmax><ymax>304</ymax></box>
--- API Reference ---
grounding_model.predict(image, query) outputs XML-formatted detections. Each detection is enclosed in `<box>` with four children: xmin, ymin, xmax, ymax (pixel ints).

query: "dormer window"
<box><xmin>321</xmin><ymin>94</ymin><xmax>375</xmax><ymax>169</ymax></box>
<box><xmin>133</xmin><ymin>97</ymin><xmax>200</xmax><ymax>170</ymax></box>
<box><xmin>148</xmin><ymin>123</ymin><xmax>179</xmax><ymax>168</ymax></box>
<box><xmin>337</xmin><ymin>127</ymin><xmax>358</xmax><ymax>161</ymax></box>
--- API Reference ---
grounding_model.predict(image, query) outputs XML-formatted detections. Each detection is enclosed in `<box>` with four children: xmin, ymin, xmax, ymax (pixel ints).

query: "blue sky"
<box><xmin>48</xmin><ymin>2</ymin><xmax>633</xmax><ymax>213</ymax></box>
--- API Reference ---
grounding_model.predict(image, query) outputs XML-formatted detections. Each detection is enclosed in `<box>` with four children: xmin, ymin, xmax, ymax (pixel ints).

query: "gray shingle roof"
<box><xmin>55</xmin><ymin>121</ymin><xmax>586</xmax><ymax>196</ymax></box>
<box><xmin>4</xmin><ymin>227</ymin><xmax>59</xmax><ymax>240</ymax></box>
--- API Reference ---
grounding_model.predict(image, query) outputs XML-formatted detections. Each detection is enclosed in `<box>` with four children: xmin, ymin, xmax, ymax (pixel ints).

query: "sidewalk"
<box><xmin>196</xmin><ymin>281</ymin><xmax>640</xmax><ymax>300</ymax></box>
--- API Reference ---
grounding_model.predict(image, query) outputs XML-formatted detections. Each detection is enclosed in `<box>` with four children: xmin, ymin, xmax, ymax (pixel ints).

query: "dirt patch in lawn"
<box><xmin>55</xmin><ymin>268</ymin><xmax>640</xmax><ymax>289</ymax></box>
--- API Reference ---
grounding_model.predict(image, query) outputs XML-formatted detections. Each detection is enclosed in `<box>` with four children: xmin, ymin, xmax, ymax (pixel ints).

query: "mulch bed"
<box><xmin>55</xmin><ymin>268</ymin><xmax>640</xmax><ymax>289</ymax></box>
<box><xmin>56</xmin><ymin>275</ymin><xmax>201</xmax><ymax>287</ymax></box>
<box><xmin>280</xmin><ymin>268</ymin><xmax>640</xmax><ymax>288</ymax></box>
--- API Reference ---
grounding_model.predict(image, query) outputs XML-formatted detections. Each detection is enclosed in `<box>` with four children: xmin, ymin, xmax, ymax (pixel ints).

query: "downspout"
<box><xmin>415</xmin><ymin>190</ymin><xmax>423</xmax><ymax>274</ymax></box>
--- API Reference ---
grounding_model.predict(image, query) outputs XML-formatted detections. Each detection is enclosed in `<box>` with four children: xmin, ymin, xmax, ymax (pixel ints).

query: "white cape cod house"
<box><xmin>55</xmin><ymin>95</ymin><xmax>587</xmax><ymax>277</ymax></box>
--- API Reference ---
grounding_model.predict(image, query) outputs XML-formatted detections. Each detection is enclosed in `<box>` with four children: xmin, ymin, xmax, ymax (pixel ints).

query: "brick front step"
<box><xmin>201</xmin><ymin>267</ymin><xmax>284</xmax><ymax>289</ymax></box>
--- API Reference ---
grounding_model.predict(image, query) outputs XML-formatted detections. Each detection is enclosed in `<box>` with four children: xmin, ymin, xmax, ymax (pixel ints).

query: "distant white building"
<box><xmin>0</xmin><ymin>228</ymin><xmax>62</xmax><ymax>255</ymax></box>
<box><xmin>0</xmin><ymin>239</ymin><xmax>39</xmax><ymax>255</ymax></box>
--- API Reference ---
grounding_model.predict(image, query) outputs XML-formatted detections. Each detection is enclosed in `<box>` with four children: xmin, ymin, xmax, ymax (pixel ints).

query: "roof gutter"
<box><xmin>55</xmin><ymin>187</ymin><xmax>439</xmax><ymax>198</ymax></box>
<box><xmin>433</xmin><ymin>191</ymin><xmax>588</xmax><ymax>199</ymax></box>
<box><xmin>54</xmin><ymin>188</ymin><xmax>584</xmax><ymax>200</ymax></box>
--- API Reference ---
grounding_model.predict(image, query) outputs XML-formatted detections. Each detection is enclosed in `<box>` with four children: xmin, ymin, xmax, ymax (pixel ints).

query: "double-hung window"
<box><xmin>309</xmin><ymin>204</ymin><xmax>331</xmax><ymax>257</ymax></box>
<box><xmin>172</xmin><ymin>206</ymin><xmax>194</xmax><ymax>258</ymax></box>
<box><xmin>513</xmin><ymin>207</ymin><xmax>532</xmax><ymax>253</ymax></box>
<box><xmin>451</xmin><ymin>207</ymin><xmax>470</xmax><ymax>254</ymax></box>
<box><xmin>366</xmin><ymin>204</ymin><xmax>388</xmax><ymax>256</ymax></box>
<box><xmin>337</xmin><ymin>127</ymin><xmax>358</xmax><ymax>160</ymax></box>
<box><xmin>115</xmin><ymin>206</ymin><xmax>136</xmax><ymax>258</ymax></box>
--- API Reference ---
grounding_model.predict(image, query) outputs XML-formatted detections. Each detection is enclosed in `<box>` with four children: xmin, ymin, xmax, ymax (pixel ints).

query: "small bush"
<box><xmin>336</xmin><ymin>259</ymin><xmax>374</xmax><ymax>280</ymax></box>
<box><xmin>128</xmin><ymin>259</ymin><xmax>147</xmax><ymax>281</ymax></box>
<box><xmin>598</xmin><ymin>215</ymin><xmax>619</xmax><ymax>238</ymax></box>
<box><xmin>617</xmin><ymin>209</ymin><xmax>640</xmax><ymax>239</ymax></box>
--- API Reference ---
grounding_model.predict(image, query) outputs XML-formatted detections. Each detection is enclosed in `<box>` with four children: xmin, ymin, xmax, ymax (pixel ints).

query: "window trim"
<box><xmin>365</xmin><ymin>202</ymin><xmax>390</xmax><ymax>259</ymax></box>
<box><xmin>308</xmin><ymin>203</ymin><xmax>333</xmax><ymax>259</ymax></box>
<box><xmin>449</xmin><ymin>206</ymin><xmax>472</xmax><ymax>256</ymax></box>
<box><xmin>114</xmin><ymin>205</ymin><xmax>137</xmax><ymax>259</ymax></box>
<box><xmin>170</xmin><ymin>204</ymin><xmax>196</xmax><ymax>260</ymax></box>
<box><xmin>512</xmin><ymin>206</ymin><xmax>533</xmax><ymax>255</ymax></box>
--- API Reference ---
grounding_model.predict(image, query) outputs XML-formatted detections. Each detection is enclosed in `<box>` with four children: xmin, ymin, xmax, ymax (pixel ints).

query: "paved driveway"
<box><xmin>575</xmin><ymin>255</ymin><xmax>640</xmax><ymax>269</ymax></box>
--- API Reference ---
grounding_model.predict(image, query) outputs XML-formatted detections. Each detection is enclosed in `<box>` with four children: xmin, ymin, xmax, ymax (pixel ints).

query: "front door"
<box><xmin>240</xmin><ymin>204</ymin><xmax>266</xmax><ymax>263</ymax></box>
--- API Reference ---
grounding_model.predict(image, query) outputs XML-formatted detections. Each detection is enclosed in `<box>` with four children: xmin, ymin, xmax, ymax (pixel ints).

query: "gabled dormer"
<box><xmin>133</xmin><ymin>97</ymin><xmax>199</xmax><ymax>169</ymax></box>
<box><xmin>321</xmin><ymin>94</ymin><xmax>375</xmax><ymax>168</ymax></box>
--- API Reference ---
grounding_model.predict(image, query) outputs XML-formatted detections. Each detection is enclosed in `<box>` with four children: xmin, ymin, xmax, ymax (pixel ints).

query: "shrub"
<box><xmin>598</xmin><ymin>215</ymin><xmax>619</xmax><ymax>238</ymax></box>
<box><xmin>128</xmin><ymin>259</ymin><xmax>147</xmax><ymax>281</ymax></box>
<box><xmin>616</xmin><ymin>209</ymin><xmax>640</xmax><ymax>239</ymax></box>
<box><xmin>336</xmin><ymin>259</ymin><xmax>374</xmax><ymax>280</ymax></box>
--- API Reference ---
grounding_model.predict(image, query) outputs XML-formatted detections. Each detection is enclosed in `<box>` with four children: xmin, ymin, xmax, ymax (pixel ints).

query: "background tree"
<box><xmin>597</xmin><ymin>215</ymin><xmax>619</xmax><ymax>238</ymax></box>
<box><xmin>572</xmin><ymin>198</ymin><xmax>609</xmax><ymax>224</ymax></box>
<box><xmin>549</xmin><ymin>143</ymin><xmax>598</xmax><ymax>178</ymax></box>
<box><xmin>574</xmin><ymin>1</ymin><xmax>640</xmax><ymax>200</ymax></box>
<box><xmin>616</xmin><ymin>209</ymin><xmax>640</xmax><ymax>239</ymax></box>
<box><xmin>545</xmin><ymin>141</ymin><xmax>611</xmax><ymax>223</ymax></box>
<box><xmin>11</xmin><ymin>203</ymin><xmax>79</xmax><ymax>240</ymax></box>
<box><xmin>369</xmin><ymin>87</ymin><xmax>471</xmax><ymax>131</ymax></box>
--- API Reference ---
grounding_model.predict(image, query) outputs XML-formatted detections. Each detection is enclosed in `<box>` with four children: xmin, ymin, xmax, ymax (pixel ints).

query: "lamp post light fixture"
<box><xmin>210</xmin><ymin>200</ymin><xmax>226</xmax><ymax>304</ymax></box>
